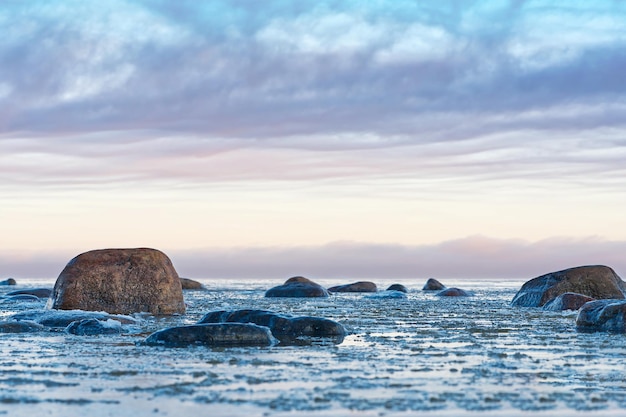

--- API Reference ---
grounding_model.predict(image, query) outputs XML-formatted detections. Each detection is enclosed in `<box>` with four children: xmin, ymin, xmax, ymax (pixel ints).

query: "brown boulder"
<box><xmin>511</xmin><ymin>265</ymin><xmax>626</xmax><ymax>308</ymax></box>
<box><xmin>49</xmin><ymin>248</ymin><xmax>185</xmax><ymax>315</ymax></box>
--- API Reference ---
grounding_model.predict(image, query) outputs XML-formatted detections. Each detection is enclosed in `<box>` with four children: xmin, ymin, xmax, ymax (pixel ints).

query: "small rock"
<box><xmin>11</xmin><ymin>310</ymin><xmax>138</xmax><ymax>328</ymax></box>
<box><xmin>423</xmin><ymin>278</ymin><xmax>446</xmax><ymax>291</ymax></box>
<box><xmin>328</xmin><ymin>281</ymin><xmax>377</xmax><ymax>293</ymax></box>
<box><xmin>386</xmin><ymin>284</ymin><xmax>408</xmax><ymax>293</ymax></box>
<box><xmin>65</xmin><ymin>318</ymin><xmax>123</xmax><ymax>335</ymax></box>
<box><xmin>265</xmin><ymin>277</ymin><xmax>329</xmax><ymax>298</ymax></box>
<box><xmin>0</xmin><ymin>320</ymin><xmax>44</xmax><ymax>333</ymax></box>
<box><xmin>543</xmin><ymin>293</ymin><xmax>595</xmax><ymax>311</ymax></box>
<box><xmin>576</xmin><ymin>299</ymin><xmax>626</xmax><ymax>332</ymax></box>
<box><xmin>366</xmin><ymin>290</ymin><xmax>407</xmax><ymax>299</ymax></box>
<box><xmin>436</xmin><ymin>288</ymin><xmax>470</xmax><ymax>297</ymax></box>
<box><xmin>0</xmin><ymin>278</ymin><xmax>17</xmax><ymax>286</ymax></box>
<box><xmin>143</xmin><ymin>323</ymin><xmax>275</xmax><ymax>347</ymax></box>
<box><xmin>4</xmin><ymin>295</ymin><xmax>41</xmax><ymax>302</ymax></box>
<box><xmin>180</xmin><ymin>278</ymin><xmax>205</xmax><ymax>290</ymax></box>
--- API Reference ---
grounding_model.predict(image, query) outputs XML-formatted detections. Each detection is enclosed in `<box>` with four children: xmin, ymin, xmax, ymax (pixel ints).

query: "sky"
<box><xmin>2</xmin><ymin>0</ymin><xmax>626</xmax><ymax>280</ymax></box>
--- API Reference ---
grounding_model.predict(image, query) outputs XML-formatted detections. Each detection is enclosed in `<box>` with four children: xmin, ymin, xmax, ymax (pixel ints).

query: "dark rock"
<box><xmin>328</xmin><ymin>281</ymin><xmax>377</xmax><ymax>293</ymax></box>
<box><xmin>265</xmin><ymin>276</ymin><xmax>329</xmax><ymax>298</ymax></box>
<box><xmin>6</xmin><ymin>288</ymin><xmax>52</xmax><ymax>298</ymax></box>
<box><xmin>143</xmin><ymin>323</ymin><xmax>275</xmax><ymax>347</ymax></box>
<box><xmin>436</xmin><ymin>288</ymin><xmax>470</xmax><ymax>297</ymax></box>
<box><xmin>386</xmin><ymin>284</ymin><xmax>408</xmax><ymax>293</ymax></box>
<box><xmin>65</xmin><ymin>318</ymin><xmax>123</xmax><ymax>335</ymax></box>
<box><xmin>11</xmin><ymin>310</ymin><xmax>138</xmax><ymax>328</ymax></box>
<box><xmin>423</xmin><ymin>278</ymin><xmax>446</xmax><ymax>291</ymax></box>
<box><xmin>0</xmin><ymin>320</ymin><xmax>44</xmax><ymax>333</ymax></box>
<box><xmin>180</xmin><ymin>278</ymin><xmax>205</xmax><ymax>290</ymax></box>
<box><xmin>198</xmin><ymin>309</ymin><xmax>345</xmax><ymax>345</ymax></box>
<box><xmin>0</xmin><ymin>278</ymin><xmax>16</xmax><ymax>285</ymax></box>
<box><xmin>511</xmin><ymin>265</ymin><xmax>625</xmax><ymax>308</ymax></box>
<box><xmin>49</xmin><ymin>248</ymin><xmax>185</xmax><ymax>315</ymax></box>
<box><xmin>543</xmin><ymin>293</ymin><xmax>595</xmax><ymax>311</ymax></box>
<box><xmin>576</xmin><ymin>299</ymin><xmax>626</xmax><ymax>332</ymax></box>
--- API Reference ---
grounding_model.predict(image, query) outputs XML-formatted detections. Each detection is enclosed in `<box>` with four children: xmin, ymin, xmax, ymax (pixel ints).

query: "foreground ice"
<box><xmin>1</xmin><ymin>279</ymin><xmax>625</xmax><ymax>416</ymax></box>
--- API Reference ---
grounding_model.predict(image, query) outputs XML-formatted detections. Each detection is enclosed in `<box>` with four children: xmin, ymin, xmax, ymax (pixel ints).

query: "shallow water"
<box><xmin>1</xmin><ymin>278</ymin><xmax>626</xmax><ymax>416</ymax></box>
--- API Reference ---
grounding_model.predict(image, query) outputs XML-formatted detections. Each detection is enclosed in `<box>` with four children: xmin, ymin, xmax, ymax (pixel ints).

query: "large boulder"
<box><xmin>199</xmin><ymin>309</ymin><xmax>345</xmax><ymax>345</ymax></box>
<box><xmin>49</xmin><ymin>248</ymin><xmax>185</xmax><ymax>315</ymax></box>
<box><xmin>576</xmin><ymin>299</ymin><xmax>626</xmax><ymax>332</ymax></box>
<box><xmin>143</xmin><ymin>323</ymin><xmax>275</xmax><ymax>347</ymax></box>
<box><xmin>328</xmin><ymin>281</ymin><xmax>377</xmax><ymax>293</ymax></box>
<box><xmin>511</xmin><ymin>265</ymin><xmax>625</xmax><ymax>308</ymax></box>
<box><xmin>423</xmin><ymin>278</ymin><xmax>446</xmax><ymax>291</ymax></box>
<box><xmin>542</xmin><ymin>293</ymin><xmax>595</xmax><ymax>311</ymax></box>
<box><xmin>265</xmin><ymin>276</ymin><xmax>329</xmax><ymax>298</ymax></box>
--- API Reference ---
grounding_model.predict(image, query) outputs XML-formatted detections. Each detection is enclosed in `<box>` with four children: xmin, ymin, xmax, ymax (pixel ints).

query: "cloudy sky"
<box><xmin>2</xmin><ymin>0</ymin><xmax>626</xmax><ymax>280</ymax></box>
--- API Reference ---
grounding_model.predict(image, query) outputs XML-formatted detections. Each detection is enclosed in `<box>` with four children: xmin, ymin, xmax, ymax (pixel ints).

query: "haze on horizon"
<box><xmin>1</xmin><ymin>1</ymin><xmax>626</xmax><ymax>280</ymax></box>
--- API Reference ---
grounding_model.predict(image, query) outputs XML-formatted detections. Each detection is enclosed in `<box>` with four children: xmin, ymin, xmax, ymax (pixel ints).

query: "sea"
<box><xmin>1</xmin><ymin>278</ymin><xmax>625</xmax><ymax>417</ymax></box>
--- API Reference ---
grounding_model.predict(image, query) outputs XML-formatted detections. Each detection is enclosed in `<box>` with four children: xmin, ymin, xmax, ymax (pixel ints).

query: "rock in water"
<box><xmin>328</xmin><ymin>281</ymin><xmax>377</xmax><ymax>293</ymax></box>
<box><xmin>0</xmin><ymin>278</ymin><xmax>16</xmax><ymax>285</ymax></box>
<box><xmin>386</xmin><ymin>284</ymin><xmax>408</xmax><ymax>293</ymax></box>
<box><xmin>49</xmin><ymin>248</ymin><xmax>185</xmax><ymax>315</ymax></box>
<box><xmin>542</xmin><ymin>293</ymin><xmax>595</xmax><ymax>311</ymax></box>
<box><xmin>6</xmin><ymin>288</ymin><xmax>52</xmax><ymax>298</ymax></box>
<box><xmin>199</xmin><ymin>309</ymin><xmax>345</xmax><ymax>345</ymax></box>
<box><xmin>436</xmin><ymin>288</ymin><xmax>471</xmax><ymax>297</ymax></box>
<box><xmin>511</xmin><ymin>265</ymin><xmax>625</xmax><ymax>308</ymax></box>
<box><xmin>144</xmin><ymin>323</ymin><xmax>275</xmax><ymax>347</ymax></box>
<box><xmin>265</xmin><ymin>276</ymin><xmax>329</xmax><ymax>298</ymax></box>
<box><xmin>65</xmin><ymin>318</ymin><xmax>123</xmax><ymax>336</ymax></box>
<box><xmin>180</xmin><ymin>278</ymin><xmax>205</xmax><ymax>290</ymax></box>
<box><xmin>576</xmin><ymin>299</ymin><xmax>626</xmax><ymax>332</ymax></box>
<box><xmin>423</xmin><ymin>278</ymin><xmax>446</xmax><ymax>291</ymax></box>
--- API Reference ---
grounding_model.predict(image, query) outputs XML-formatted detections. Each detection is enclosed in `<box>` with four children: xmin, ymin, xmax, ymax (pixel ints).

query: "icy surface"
<box><xmin>1</xmin><ymin>278</ymin><xmax>626</xmax><ymax>416</ymax></box>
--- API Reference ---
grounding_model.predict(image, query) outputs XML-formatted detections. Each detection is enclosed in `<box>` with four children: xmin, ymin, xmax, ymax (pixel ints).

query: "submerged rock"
<box><xmin>576</xmin><ymin>299</ymin><xmax>626</xmax><ymax>332</ymax></box>
<box><xmin>198</xmin><ymin>309</ymin><xmax>345</xmax><ymax>345</ymax></box>
<box><xmin>11</xmin><ymin>310</ymin><xmax>138</xmax><ymax>328</ymax></box>
<box><xmin>543</xmin><ymin>293</ymin><xmax>595</xmax><ymax>311</ymax></box>
<box><xmin>328</xmin><ymin>281</ymin><xmax>377</xmax><ymax>293</ymax></box>
<box><xmin>366</xmin><ymin>290</ymin><xmax>407</xmax><ymax>299</ymax></box>
<box><xmin>144</xmin><ymin>323</ymin><xmax>275</xmax><ymax>347</ymax></box>
<box><xmin>6</xmin><ymin>288</ymin><xmax>52</xmax><ymax>298</ymax></box>
<box><xmin>511</xmin><ymin>265</ymin><xmax>625</xmax><ymax>308</ymax></box>
<box><xmin>4</xmin><ymin>294</ymin><xmax>41</xmax><ymax>303</ymax></box>
<box><xmin>423</xmin><ymin>278</ymin><xmax>446</xmax><ymax>291</ymax></box>
<box><xmin>180</xmin><ymin>278</ymin><xmax>205</xmax><ymax>290</ymax></box>
<box><xmin>386</xmin><ymin>284</ymin><xmax>408</xmax><ymax>293</ymax></box>
<box><xmin>65</xmin><ymin>318</ymin><xmax>123</xmax><ymax>336</ymax></box>
<box><xmin>50</xmin><ymin>248</ymin><xmax>185</xmax><ymax>315</ymax></box>
<box><xmin>265</xmin><ymin>277</ymin><xmax>329</xmax><ymax>298</ymax></box>
<box><xmin>0</xmin><ymin>320</ymin><xmax>44</xmax><ymax>333</ymax></box>
<box><xmin>0</xmin><ymin>278</ymin><xmax>16</xmax><ymax>286</ymax></box>
<box><xmin>436</xmin><ymin>288</ymin><xmax>471</xmax><ymax>297</ymax></box>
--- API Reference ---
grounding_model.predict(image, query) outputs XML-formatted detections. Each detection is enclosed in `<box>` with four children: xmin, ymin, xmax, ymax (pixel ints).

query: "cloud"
<box><xmin>4</xmin><ymin>236</ymin><xmax>626</xmax><ymax>281</ymax></box>
<box><xmin>2</xmin><ymin>0</ymin><xmax>626</xmax><ymax>141</ymax></box>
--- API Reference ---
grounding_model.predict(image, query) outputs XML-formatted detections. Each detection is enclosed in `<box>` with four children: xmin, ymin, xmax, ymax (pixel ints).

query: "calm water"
<box><xmin>1</xmin><ymin>278</ymin><xmax>626</xmax><ymax>417</ymax></box>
